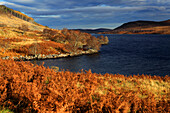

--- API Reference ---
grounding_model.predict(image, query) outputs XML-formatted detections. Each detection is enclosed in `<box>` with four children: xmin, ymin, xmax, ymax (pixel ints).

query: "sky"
<box><xmin>0</xmin><ymin>0</ymin><xmax>170</xmax><ymax>29</ymax></box>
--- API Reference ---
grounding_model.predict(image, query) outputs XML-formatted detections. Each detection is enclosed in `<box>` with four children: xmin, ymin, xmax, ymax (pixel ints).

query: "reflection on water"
<box><xmin>32</xmin><ymin>34</ymin><xmax>170</xmax><ymax>76</ymax></box>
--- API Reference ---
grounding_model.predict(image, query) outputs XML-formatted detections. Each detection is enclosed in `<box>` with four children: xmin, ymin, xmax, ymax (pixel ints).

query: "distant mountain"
<box><xmin>72</xmin><ymin>28</ymin><xmax>112</xmax><ymax>34</ymax></box>
<box><xmin>100</xmin><ymin>19</ymin><xmax>170</xmax><ymax>34</ymax></box>
<box><xmin>114</xmin><ymin>20</ymin><xmax>170</xmax><ymax>30</ymax></box>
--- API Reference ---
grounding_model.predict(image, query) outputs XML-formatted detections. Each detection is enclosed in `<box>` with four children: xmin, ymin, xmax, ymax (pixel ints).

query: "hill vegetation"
<box><xmin>0</xmin><ymin>5</ymin><xmax>34</xmax><ymax>23</ymax></box>
<box><xmin>99</xmin><ymin>20</ymin><xmax>170</xmax><ymax>34</ymax></box>
<box><xmin>0</xmin><ymin>5</ymin><xmax>169</xmax><ymax>113</ymax></box>
<box><xmin>0</xmin><ymin>26</ymin><xmax>108</xmax><ymax>60</ymax></box>
<box><xmin>0</xmin><ymin>5</ymin><xmax>45</xmax><ymax>31</ymax></box>
<box><xmin>0</xmin><ymin>5</ymin><xmax>108</xmax><ymax>60</ymax></box>
<box><xmin>0</xmin><ymin>59</ymin><xmax>169</xmax><ymax>112</ymax></box>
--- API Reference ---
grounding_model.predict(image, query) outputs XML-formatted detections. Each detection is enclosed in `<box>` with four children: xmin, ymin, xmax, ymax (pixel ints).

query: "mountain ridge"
<box><xmin>100</xmin><ymin>19</ymin><xmax>170</xmax><ymax>34</ymax></box>
<box><xmin>0</xmin><ymin>5</ymin><xmax>34</xmax><ymax>23</ymax></box>
<box><xmin>114</xmin><ymin>19</ymin><xmax>170</xmax><ymax>30</ymax></box>
<box><xmin>72</xmin><ymin>28</ymin><xmax>112</xmax><ymax>33</ymax></box>
<box><xmin>0</xmin><ymin>5</ymin><xmax>45</xmax><ymax>31</ymax></box>
<box><xmin>72</xmin><ymin>19</ymin><xmax>170</xmax><ymax>34</ymax></box>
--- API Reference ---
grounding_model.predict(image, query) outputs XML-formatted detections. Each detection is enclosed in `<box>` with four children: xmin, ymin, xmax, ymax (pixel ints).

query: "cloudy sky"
<box><xmin>0</xmin><ymin>0</ymin><xmax>170</xmax><ymax>29</ymax></box>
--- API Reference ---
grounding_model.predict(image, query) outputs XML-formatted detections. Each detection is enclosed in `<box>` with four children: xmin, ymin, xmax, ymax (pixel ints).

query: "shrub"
<box><xmin>86</xmin><ymin>36</ymin><xmax>101</xmax><ymax>50</ymax></box>
<box><xmin>98</xmin><ymin>35</ymin><xmax>109</xmax><ymax>44</ymax></box>
<box><xmin>44</xmin><ymin>28</ymin><xmax>103</xmax><ymax>52</ymax></box>
<box><xmin>19</xmin><ymin>24</ymin><xmax>29</xmax><ymax>35</ymax></box>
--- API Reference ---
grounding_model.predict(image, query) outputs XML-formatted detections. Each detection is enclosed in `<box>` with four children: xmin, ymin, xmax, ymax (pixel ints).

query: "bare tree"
<box><xmin>28</xmin><ymin>42</ymin><xmax>41</xmax><ymax>56</ymax></box>
<box><xmin>86</xmin><ymin>36</ymin><xmax>101</xmax><ymax>50</ymax></box>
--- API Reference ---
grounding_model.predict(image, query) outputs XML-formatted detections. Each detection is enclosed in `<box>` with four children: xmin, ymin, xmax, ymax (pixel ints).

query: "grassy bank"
<box><xmin>0</xmin><ymin>26</ymin><xmax>108</xmax><ymax>60</ymax></box>
<box><xmin>0</xmin><ymin>59</ymin><xmax>169</xmax><ymax>112</ymax></box>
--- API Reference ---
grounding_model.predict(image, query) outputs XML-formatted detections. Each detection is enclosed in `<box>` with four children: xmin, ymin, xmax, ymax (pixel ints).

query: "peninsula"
<box><xmin>0</xmin><ymin>5</ymin><xmax>108</xmax><ymax>60</ymax></box>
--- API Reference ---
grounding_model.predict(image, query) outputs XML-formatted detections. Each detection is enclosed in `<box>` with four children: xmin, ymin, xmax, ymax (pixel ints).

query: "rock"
<box><xmin>1</xmin><ymin>48</ymin><xmax>99</xmax><ymax>61</ymax></box>
<box><xmin>37</xmin><ymin>54</ymin><xmax>42</xmax><ymax>59</ymax></box>
<box><xmin>52</xmin><ymin>54</ymin><xmax>57</xmax><ymax>58</ymax></box>
<box><xmin>58</xmin><ymin>54</ymin><xmax>69</xmax><ymax>58</ymax></box>
<box><xmin>1</xmin><ymin>56</ymin><xmax>10</xmax><ymax>60</ymax></box>
<box><xmin>46</xmin><ymin>54</ymin><xmax>53</xmax><ymax>58</ymax></box>
<box><xmin>81</xmin><ymin>51</ymin><xmax>86</xmax><ymax>54</ymax></box>
<box><xmin>12</xmin><ymin>56</ymin><xmax>18</xmax><ymax>60</ymax></box>
<box><xmin>5</xmin><ymin>56</ymin><xmax>10</xmax><ymax>59</ymax></box>
<box><xmin>30</xmin><ymin>56</ymin><xmax>34</xmax><ymax>59</ymax></box>
<box><xmin>42</xmin><ymin>54</ymin><xmax>46</xmax><ymax>58</ymax></box>
<box><xmin>19</xmin><ymin>55</ymin><xmax>24</xmax><ymax>59</ymax></box>
<box><xmin>85</xmin><ymin>49</ymin><xmax>98</xmax><ymax>54</ymax></box>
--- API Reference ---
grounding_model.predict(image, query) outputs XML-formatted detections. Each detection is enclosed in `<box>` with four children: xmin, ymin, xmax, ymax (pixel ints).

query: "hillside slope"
<box><xmin>100</xmin><ymin>20</ymin><xmax>170</xmax><ymax>34</ymax></box>
<box><xmin>0</xmin><ymin>6</ymin><xmax>108</xmax><ymax>60</ymax></box>
<box><xmin>0</xmin><ymin>5</ymin><xmax>45</xmax><ymax>31</ymax></box>
<box><xmin>0</xmin><ymin>14</ymin><xmax>45</xmax><ymax>31</ymax></box>
<box><xmin>114</xmin><ymin>20</ymin><xmax>170</xmax><ymax>30</ymax></box>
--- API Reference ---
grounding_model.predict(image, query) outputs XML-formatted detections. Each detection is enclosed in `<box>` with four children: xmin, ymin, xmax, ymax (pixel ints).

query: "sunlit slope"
<box><xmin>0</xmin><ymin>14</ymin><xmax>45</xmax><ymax>31</ymax></box>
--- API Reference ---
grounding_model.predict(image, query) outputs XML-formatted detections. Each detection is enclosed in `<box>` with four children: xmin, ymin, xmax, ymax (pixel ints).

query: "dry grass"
<box><xmin>0</xmin><ymin>14</ymin><xmax>45</xmax><ymax>31</ymax></box>
<box><xmin>12</xmin><ymin>39</ymin><xmax>43</xmax><ymax>46</ymax></box>
<box><xmin>0</xmin><ymin>27</ymin><xmax>45</xmax><ymax>57</ymax></box>
<box><xmin>0</xmin><ymin>33</ymin><xmax>41</xmax><ymax>58</ymax></box>
<box><xmin>138</xmin><ymin>79</ymin><xmax>169</xmax><ymax>99</ymax></box>
<box><xmin>0</xmin><ymin>27</ymin><xmax>18</xmax><ymax>38</ymax></box>
<box><xmin>92</xmin><ymin>75</ymin><xmax>169</xmax><ymax>101</ymax></box>
<box><xmin>144</xmin><ymin>26</ymin><xmax>170</xmax><ymax>34</ymax></box>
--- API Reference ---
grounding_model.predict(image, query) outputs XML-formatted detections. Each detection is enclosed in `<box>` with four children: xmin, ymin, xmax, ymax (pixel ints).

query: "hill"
<box><xmin>100</xmin><ymin>20</ymin><xmax>170</xmax><ymax>34</ymax></box>
<box><xmin>0</xmin><ymin>5</ymin><xmax>45</xmax><ymax>31</ymax></box>
<box><xmin>114</xmin><ymin>20</ymin><xmax>170</xmax><ymax>30</ymax></box>
<box><xmin>72</xmin><ymin>28</ymin><xmax>112</xmax><ymax>34</ymax></box>
<box><xmin>0</xmin><ymin>5</ymin><xmax>108</xmax><ymax>60</ymax></box>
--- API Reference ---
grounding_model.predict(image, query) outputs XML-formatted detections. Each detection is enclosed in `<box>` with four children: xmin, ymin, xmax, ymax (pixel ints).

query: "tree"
<box><xmin>86</xmin><ymin>36</ymin><xmax>101</xmax><ymax>50</ymax></box>
<box><xmin>28</xmin><ymin>42</ymin><xmax>41</xmax><ymax>56</ymax></box>
<box><xmin>98</xmin><ymin>35</ymin><xmax>109</xmax><ymax>44</ymax></box>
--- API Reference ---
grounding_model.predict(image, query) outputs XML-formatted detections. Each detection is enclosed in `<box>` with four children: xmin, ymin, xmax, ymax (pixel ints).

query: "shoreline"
<box><xmin>1</xmin><ymin>49</ymin><xmax>98</xmax><ymax>61</ymax></box>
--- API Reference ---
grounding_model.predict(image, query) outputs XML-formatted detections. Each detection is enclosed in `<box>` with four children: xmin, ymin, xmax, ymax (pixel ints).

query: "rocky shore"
<box><xmin>1</xmin><ymin>49</ymin><xmax>98</xmax><ymax>61</ymax></box>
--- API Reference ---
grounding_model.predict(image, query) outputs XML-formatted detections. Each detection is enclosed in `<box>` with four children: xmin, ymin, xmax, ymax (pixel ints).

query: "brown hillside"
<box><xmin>114</xmin><ymin>20</ymin><xmax>170</xmax><ymax>30</ymax></box>
<box><xmin>100</xmin><ymin>20</ymin><xmax>170</xmax><ymax>34</ymax></box>
<box><xmin>0</xmin><ymin>6</ymin><xmax>108</xmax><ymax>60</ymax></box>
<box><xmin>0</xmin><ymin>5</ymin><xmax>45</xmax><ymax>31</ymax></box>
<box><xmin>0</xmin><ymin>5</ymin><xmax>34</xmax><ymax>22</ymax></box>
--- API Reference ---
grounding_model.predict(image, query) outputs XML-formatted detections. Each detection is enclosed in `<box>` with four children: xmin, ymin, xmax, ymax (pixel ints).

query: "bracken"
<box><xmin>0</xmin><ymin>59</ymin><xmax>169</xmax><ymax>113</ymax></box>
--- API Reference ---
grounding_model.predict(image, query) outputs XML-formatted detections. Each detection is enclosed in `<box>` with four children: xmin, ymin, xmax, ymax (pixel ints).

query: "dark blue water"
<box><xmin>33</xmin><ymin>34</ymin><xmax>170</xmax><ymax>76</ymax></box>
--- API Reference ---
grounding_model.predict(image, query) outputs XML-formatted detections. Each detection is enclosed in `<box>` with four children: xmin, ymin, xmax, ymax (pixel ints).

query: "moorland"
<box><xmin>0</xmin><ymin>5</ymin><xmax>169</xmax><ymax>113</ymax></box>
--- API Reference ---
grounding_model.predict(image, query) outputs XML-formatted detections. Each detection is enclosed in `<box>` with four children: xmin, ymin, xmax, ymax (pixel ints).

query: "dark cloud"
<box><xmin>1</xmin><ymin>0</ymin><xmax>170</xmax><ymax>29</ymax></box>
